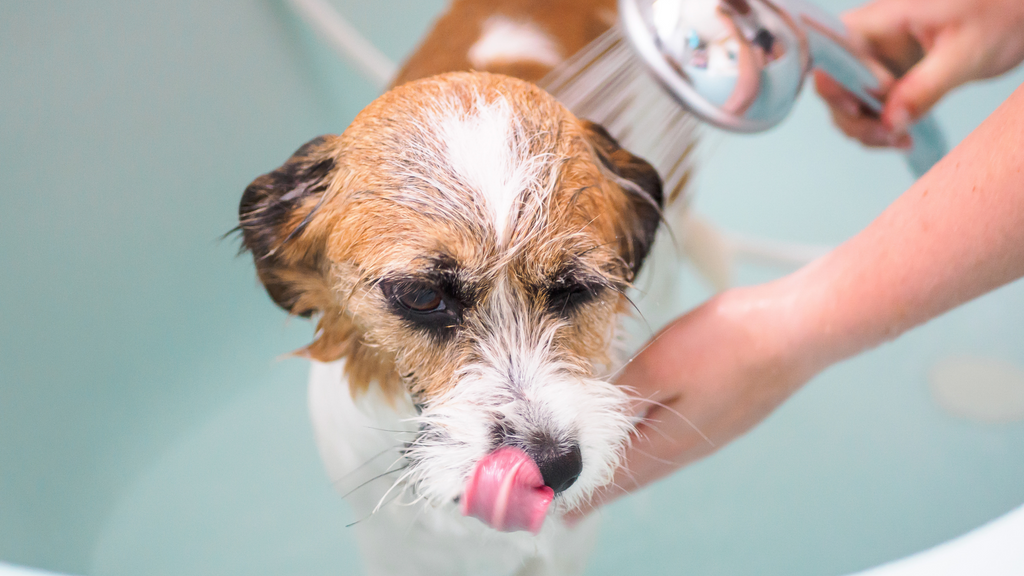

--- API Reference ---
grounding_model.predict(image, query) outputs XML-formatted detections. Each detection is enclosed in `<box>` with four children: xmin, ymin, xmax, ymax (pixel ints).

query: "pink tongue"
<box><xmin>461</xmin><ymin>447</ymin><xmax>554</xmax><ymax>534</ymax></box>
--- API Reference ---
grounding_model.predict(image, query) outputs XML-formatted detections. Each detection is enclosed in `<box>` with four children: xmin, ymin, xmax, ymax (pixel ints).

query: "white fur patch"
<box><xmin>308</xmin><ymin>359</ymin><xmax>604</xmax><ymax>576</ymax></box>
<box><xmin>468</xmin><ymin>16</ymin><xmax>564</xmax><ymax>70</ymax></box>
<box><xmin>437</xmin><ymin>96</ymin><xmax>552</xmax><ymax>241</ymax></box>
<box><xmin>404</xmin><ymin>279</ymin><xmax>633</xmax><ymax>512</ymax></box>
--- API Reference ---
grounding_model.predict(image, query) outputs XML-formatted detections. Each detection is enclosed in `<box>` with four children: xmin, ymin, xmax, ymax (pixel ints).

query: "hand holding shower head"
<box><xmin>618</xmin><ymin>0</ymin><xmax>947</xmax><ymax>176</ymax></box>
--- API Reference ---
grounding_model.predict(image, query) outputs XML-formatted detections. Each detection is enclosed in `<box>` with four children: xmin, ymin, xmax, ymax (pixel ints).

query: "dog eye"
<box><xmin>395</xmin><ymin>285</ymin><xmax>445</xmax><ymax>313</ymax></box>
<box><xmin>547</xmin><ymin>282</ymin><xmax>598</xmax><ymax>316</ymax></box>
<box><xmin>381</xmin><ymin>280</ymin><xmax>463</xmax><ymax>335</ymax></box>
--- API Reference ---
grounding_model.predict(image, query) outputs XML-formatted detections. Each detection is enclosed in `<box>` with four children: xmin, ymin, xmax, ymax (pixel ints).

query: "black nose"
<box><xmin>535</xmin><ymin>443</ymin><xmax>583</xmax><ymax>495</ymax></box>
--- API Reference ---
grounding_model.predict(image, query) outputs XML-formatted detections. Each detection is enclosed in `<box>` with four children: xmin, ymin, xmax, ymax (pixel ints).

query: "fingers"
<box><xmin>841</xmin><ymin>0</ymin><xmax>981</xmax><ymax>131</ymax></box>
<box><xmin>821</xmin><ymin>0</ymin><xmax>924</xmax><ymax>146</ymax></box>
<box><xmin>842</xmin><ymin>0</ymin><xmax>923</xmax><ymax>75</ymax></box>
<box><xmin>842</xmin><ymin>0</ymin><xmax>907</xmax><ymax>42</ymax></box>
<box><xmin>563</xmin><ymin>287</ymin><xmax>813</xmax><ymax>523</ymax></box>
<box><xmin>882</xmin><ymin>33</ymin><xmax>976</xmax><ymax>130</ymax></box>
<box><xmin>818</xmin><ymin>37</ymin><xmax>967</xmax><ymax>147</ymax></box>
<box><xmin>566</xmin><ymin>400</ymin><xmax>719</xmax><ymax>522</ymax></box>
<box><xmin>813</xmin><ymin>71</ymin><xmax>912</xmax><ymax>149</ymax></box>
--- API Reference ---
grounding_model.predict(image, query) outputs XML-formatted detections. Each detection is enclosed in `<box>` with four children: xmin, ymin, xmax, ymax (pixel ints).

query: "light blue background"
<box><xmin>2</xmin><ymin>1</ymin><xmax>1022</xmax><ymax>575</ymax></box>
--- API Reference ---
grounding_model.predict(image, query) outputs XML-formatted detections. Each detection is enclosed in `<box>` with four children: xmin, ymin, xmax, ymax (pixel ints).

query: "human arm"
<box><xmin>572</xmin><ymin>81</ymin><xmax>1024</xmax><ymax>517</ymax></box>
<box><xmin>814</xmin><ymin>0</ymin><xmax>1024</xmax><ymax>147</ymax></box>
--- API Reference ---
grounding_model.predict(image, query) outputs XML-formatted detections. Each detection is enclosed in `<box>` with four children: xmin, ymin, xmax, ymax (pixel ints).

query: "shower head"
<box><xmin>618</xmin><ymin>0</ymin><xmax>947</xmax><ymax>176</ymax></box>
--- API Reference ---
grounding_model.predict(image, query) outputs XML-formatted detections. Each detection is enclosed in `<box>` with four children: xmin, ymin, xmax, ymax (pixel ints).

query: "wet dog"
<box><xmin>239</xmin><ymin>1</ymin><xmax>687</xmax><ymax>574</ymax></box>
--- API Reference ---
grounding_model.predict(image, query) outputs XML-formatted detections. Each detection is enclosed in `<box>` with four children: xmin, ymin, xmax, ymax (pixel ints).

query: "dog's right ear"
<box><xmin>238</xmin><ymin>135</ymin><xmax>340</xmax><ymax>318</ymax></box>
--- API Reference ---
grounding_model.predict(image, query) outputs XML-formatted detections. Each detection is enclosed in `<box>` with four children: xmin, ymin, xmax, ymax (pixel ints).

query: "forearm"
<box><xmin>581</xmin><ymin>67</ymin><xmax>1023</xmax><ymax>513</ymax></box>
<box><xmin>785</xmin><ymin>82</ymin><xmax>1024</xmax><ymax>371</ymax></box>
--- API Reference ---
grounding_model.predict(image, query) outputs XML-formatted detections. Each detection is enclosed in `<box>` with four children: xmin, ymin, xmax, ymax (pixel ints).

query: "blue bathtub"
<box><xmin>2</xmin><ymin>1</ymin><xmax>1023</xmax><ymax>574</ymax></box>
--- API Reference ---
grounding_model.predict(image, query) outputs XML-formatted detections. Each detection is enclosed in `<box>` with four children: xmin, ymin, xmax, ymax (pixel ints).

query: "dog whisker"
<box><xmin>629</xmin><ymin>444</ymin><xmax>682</xmax><ymax>468</ymax></box>
<box><xmin>612</xmin><ymin>285</ymin><xmax>652</xmax><ymax>334</ymax></box>
<box><xmin>344</xmin><ymin>469</ymin><xmax>416</xmax><ymax>529</ymax></box>
<box><xmin>362</xmin><ymin>425</ymin><xmax>418</xmax><ymax>435</ymax></box>
<box><xmin>605</xmin><ymin>327</ymin><xmax>671</xmax><ymax>382</ymax></box>
<box><xmin>634</xmin><ymin>417</ymin><xmax>675</xmax><ymax>443</ymax></box>
<box><xmin>627</xmin><ymin>394</ymin><xmax>715</xmax><ymax>448</ymax></box>
<box><xmin>330</xmin><ymin>445</ymin><xmax>404</xmax><ymax>485</ymax></box>
<box><xmin>373</xmin><ymin>468</ymin><xmax>416</xmax><ymax>515</ymax></box>
<box><xmin>338</xmin><ymin>463</ymin><xmax>410</xmax><ymax>498</ymax></box>
<box><xmin>397</xmin><ymin>493</ymin><xmax>429</xmax><ymax>508</ymax></box>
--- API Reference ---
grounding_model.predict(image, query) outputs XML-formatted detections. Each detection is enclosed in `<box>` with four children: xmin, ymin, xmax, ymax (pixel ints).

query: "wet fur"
<box><xmin>239</xmin><ymin>2</ymin><xmax>680</xmax><ymax>575</ymax></box>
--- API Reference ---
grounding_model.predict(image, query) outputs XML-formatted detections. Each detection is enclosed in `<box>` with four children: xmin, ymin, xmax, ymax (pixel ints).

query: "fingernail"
<box><xmin>869</xmin><ymin>126</ymin><xmax>892</xmax><ymax>145</ymax></box>
<box><xmin>888</xmin><ymin>108</ymin><xmax>910</xmax><ymax>134</ymax></box>
<box><xmin>885</xmin><ymin>128</ymin><xmax>912</xmax><ymax>148</ymax></box>
<box><xmin>893</xmin><ymin>134</ymin><xmax>913</xmax><ymax>150</ymax></box>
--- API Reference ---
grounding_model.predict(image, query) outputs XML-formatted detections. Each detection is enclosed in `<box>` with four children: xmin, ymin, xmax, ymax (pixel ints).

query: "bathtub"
<box><xmin>2</xmin><ymin>1</ymin><xmax>1023</xmax><ymax>575</ymax></box>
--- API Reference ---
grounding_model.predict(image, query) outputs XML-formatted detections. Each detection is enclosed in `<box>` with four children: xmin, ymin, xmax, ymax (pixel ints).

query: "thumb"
<box><xmin>883</xmin><ymin>33</ymin><xmax>975</xmax><ymax>131</ymax></box>
<box><xmin>842</xmin><ymin>1</ymin><xmax>924</xmax><ymax>76</ymax></box>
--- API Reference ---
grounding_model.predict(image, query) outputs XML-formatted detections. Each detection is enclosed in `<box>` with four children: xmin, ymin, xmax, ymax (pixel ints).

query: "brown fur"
<box><xmin>240</xmin><ymin>72</ymin><xmax>662</xmax><ymax>402</ymax></box>
<box><xmin>392</xmin><ymin>0</ymin><xmax>618</xmax><ymax>86</ymax></box>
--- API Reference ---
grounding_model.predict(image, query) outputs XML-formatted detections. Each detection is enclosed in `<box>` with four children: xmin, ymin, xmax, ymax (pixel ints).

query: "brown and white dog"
<box><xmin>239</xmin><ymin>1</ymin><xmax>684</xmax><ymax>574</ymax></box>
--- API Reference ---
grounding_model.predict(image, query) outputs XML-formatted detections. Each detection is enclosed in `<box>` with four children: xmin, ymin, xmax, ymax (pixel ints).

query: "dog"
<box><xmin>238</xmin><ymin>1</ymin><xmax>692</xmax><ymax>574</ymax></box>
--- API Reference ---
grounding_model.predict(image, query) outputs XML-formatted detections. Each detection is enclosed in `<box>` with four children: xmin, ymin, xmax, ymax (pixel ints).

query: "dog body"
<box><xmin>240</xmin><ymin>2</ymin><xmax>686</xmax><ymax>574</ymax></box>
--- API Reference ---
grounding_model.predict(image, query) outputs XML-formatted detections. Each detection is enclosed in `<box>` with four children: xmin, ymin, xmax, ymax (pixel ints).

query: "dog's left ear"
<box><xmin>582</xmin><ymin>121</ymin><xmax>664</xmax><ymax>280</ymax></box>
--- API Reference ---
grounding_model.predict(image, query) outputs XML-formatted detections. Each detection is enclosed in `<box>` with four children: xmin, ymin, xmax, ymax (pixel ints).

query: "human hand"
<box><xmin>568</xmin><ymin>82</ymin><xmax>1024</xmax><ymax>520</ymax></box>
<box><xmin>569</xmin><ymin>283</ymin><xmax>821</xmax><ymax>519</ymax></box>
<box><xmin>814</xmin><ymin>0</ymin><xmax>1024</xmax><ymax>148</ymax></box>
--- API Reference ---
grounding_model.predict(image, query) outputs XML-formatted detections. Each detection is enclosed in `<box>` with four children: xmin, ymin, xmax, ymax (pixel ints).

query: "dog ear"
<box><xmin>238</xmin><ymin>135</ymin><xmax>340</xmax><ymax>318</ymax></box>
<box><xmin>581</xmin><ymin>121</ymin><xmax>664</xmax><ymax>280</ymax></box>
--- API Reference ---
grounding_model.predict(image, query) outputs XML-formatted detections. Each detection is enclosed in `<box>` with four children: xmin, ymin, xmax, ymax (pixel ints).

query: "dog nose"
<box><xmin>535</xmin><ymin>443</ymin><xmax>582</xmax><ymax>495</ymax></box>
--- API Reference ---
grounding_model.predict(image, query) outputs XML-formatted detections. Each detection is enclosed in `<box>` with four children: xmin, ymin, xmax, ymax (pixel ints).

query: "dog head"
<box><xmin>239</xmin><ymin>72</ymin><xmax>661</xmax><ymax>528</ymax></box>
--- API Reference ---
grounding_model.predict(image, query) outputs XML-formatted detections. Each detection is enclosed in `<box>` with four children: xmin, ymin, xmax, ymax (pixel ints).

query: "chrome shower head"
<box><xmin>618</xmin><ymin>0</ymin><xmax>947</xmax><ymax>176</ymax></box>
